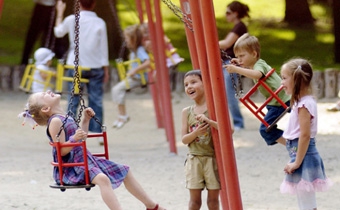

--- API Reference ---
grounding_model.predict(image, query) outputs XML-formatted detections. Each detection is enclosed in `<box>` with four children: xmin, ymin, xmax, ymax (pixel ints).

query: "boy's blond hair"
<box><xmin>234</xmin><ymin>33</ymin><xmax>261</xmax><ymax>59</ymax></box>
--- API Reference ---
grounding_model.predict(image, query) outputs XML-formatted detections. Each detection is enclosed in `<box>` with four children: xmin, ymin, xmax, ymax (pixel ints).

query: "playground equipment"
<box><xmin>19</xmin><ymin>59</ymin><xmax>56</xmax><ymax>93</ymax></box>
<box><xmin>115</xmin><ymin>58</ymin><xmax>148</xmax><ymax>90</ymax></box>
<box><xmin>55</xmin><ymin>61</ymin><xmax>90</xmax><ymax>94</ymax></box>
<box><xmin>49</xmin><ymin>127</ymin><xmax>109</xmax><ymax>192</ymax></box>
<box><xmin>49</xmin><ymin>0</ymin><xmax>109</xmax><ymax>192</ymax></box>
<box><xmin>19</xmin><ymin>59</ymin><xmax>90</xmax><ymax>94</ymax></box>
<box><xmin>224</xmin><ymin>54</ymin><xmax>290</xmax><ymax>132</ymax></box>
<box><xmin>238</xmin><ymin>69</ymin><xmax>291</xmax><ymax>132</ymax></box>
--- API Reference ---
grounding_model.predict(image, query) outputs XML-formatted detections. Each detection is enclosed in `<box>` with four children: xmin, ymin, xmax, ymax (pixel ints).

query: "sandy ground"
<box><xmin>0</xmin><ymin>89</ymin><xmax>339</xmax><ymax>210</ymax></box>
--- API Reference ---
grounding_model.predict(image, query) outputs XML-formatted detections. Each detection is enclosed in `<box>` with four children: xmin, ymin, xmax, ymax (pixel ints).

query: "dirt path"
<box><xmin>0</xmin><ymin>91</ymin><xmax>339</xmax><ymax>210</ymax></box>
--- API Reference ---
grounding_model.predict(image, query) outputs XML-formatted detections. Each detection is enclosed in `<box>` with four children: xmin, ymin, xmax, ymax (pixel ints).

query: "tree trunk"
<box><xmin>333</xmin><ymin>0</ymin><xmax>340</xmax><ymax>63</ymax></box>
<box><xmin>95</xmin><ymin>0</ymin><xmax>125</xmax><ymax>60</ymax></box>
<box><xmin>284</xmin><ymin>0</ymin><xmax>314</xmax><ymax>26</ymax></box>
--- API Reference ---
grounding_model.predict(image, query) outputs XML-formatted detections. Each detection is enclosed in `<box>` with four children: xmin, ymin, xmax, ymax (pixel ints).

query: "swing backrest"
<box><xmin>116</xmin><ymin>58</ymin><xmax>148</xmax><ymax>89</ymax></box>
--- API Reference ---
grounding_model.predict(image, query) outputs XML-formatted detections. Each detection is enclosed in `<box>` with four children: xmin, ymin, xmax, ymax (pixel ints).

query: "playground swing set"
<box><xmin>224</xmin><ymin>55</ymin><xmax>291</xmax><ymax>132</ymax></box>
<box><xmin>18</xmin><ymin>1</ymin><xmax>290</xmax><ymax>205</ymax></box>
<box><xmin>18</xmin><ymin>0</ymin><xmax>181</xmax><ymax>192</ymax></box>
<box><xmin>49</xmin><ymin>1</ymin><xmax>109</xmax><ymax>192</ymax></box>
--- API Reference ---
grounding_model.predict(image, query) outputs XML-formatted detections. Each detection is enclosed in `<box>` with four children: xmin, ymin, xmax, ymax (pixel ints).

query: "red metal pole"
<box><xmin>135</xmin><ymin>0</ymin><xmax>144</xmax><ymax>23</ymax></box>
<box><xmin>188</xmin><ymin>0</ymin><xmax>229</xmax><ymax>209</ymax></box>
<box><xmin>143</xmin><ymin>0</ymin><xmax>164</xmax><ymax>129</ymax></box>
<box><xmin>199</xmin><ymin>0</ymin><xmax>243</xmax><ymax>209</ymax></box>
<box><xmin>0</xmin><ymin>0</ymin><xmax>3</xmax><ymax>20</ymax></box>
<box><xmin>179</xmin><ymin>0</ymin><xmax>199</xmax><ymax>69</ymax></box>
<box><xmin>144</xmin><ymin>0</ymin><xmax>177</xmax><ymax>154</ymax></box>
<box><xmin>154</xmin><ymin>0</ymin><xmax>177</xmax><ymax>154</ymax></box>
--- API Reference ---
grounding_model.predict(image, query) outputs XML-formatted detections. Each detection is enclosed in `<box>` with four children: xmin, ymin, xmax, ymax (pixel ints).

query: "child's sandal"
<box><xmin>146</xmin><ymin>204</ymin><xmax>158</xmax><ymax>210</ymax></box>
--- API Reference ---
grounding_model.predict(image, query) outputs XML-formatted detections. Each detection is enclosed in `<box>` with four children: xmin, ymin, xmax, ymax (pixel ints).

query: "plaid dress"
<box><xmin>47</xmin><ymin>115</ymin><xmax>129</xmax><ymax>189</ymax></box>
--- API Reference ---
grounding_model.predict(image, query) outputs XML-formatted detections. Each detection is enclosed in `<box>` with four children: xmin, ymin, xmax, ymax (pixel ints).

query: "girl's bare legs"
<box><xmin>207</xmin><ymin>189</ymin><xmax>219</xmax><ymax>210</ymax></box>
<box><xmin>92</xmin><ymin>173</ymin><xmax>122</xmax><ymax>210</ymax></box>
<box><xmin>189</xmin><ymin>189</ymin><xmax>202</xmax><ymax>210</ymax></box>
<box><xmin>123</xmin><ymin>170</ymin><xmax>165</xmax><ymax>210</ymax></box>
<box><xmin>118</xmin><ymin>104</ymin><xmax>126</xmax><ymax>116</ymax></box>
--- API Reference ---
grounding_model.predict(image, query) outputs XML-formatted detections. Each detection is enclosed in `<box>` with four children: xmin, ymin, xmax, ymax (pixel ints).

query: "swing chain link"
<box><xmin>222</xmin><ymin>53</ymin><xmax>244</xmax><ymax>99</ymax></box>
<box><xmin>57</xmin><ymin>0</ymin><xmax>82</xmax><ymax>138</ymax></box>
<box><xmin>72</xmin><ymin>0</ymin><xmax>86</xmax><ymax>126</ymax></box>
<box><xmin>161</xmin><ymin>0</ymin><xmax>194</xmax><ymax>32</ymax></box>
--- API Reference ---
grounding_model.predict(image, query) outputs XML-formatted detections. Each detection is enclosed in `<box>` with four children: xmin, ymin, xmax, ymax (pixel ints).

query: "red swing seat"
<box><xmin>239</xmin><ymin>68</ymin><xmax>290</xmax><ymax>132</ymax></box>
<box><xmin>49</xmin><ymin>128</ymin><xmax>109</xmax><ymax>192</ymax></box>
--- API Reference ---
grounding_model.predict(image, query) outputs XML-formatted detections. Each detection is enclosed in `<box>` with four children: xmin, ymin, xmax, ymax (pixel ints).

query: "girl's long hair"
<box><xmin>283</xmin><ymin>58</ymin><xmax>313</xmax><ymax>106</ymax></box>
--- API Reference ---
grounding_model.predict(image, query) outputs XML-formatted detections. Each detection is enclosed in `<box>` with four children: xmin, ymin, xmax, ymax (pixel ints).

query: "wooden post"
<box><xmin>324</xmin><ymin>68</ymin><xmax>337</xmax><ymax>98</ymax></box>
<box><xmin>311</xmin><ymin>70</ymin><xmax>324</xmax><ymax>99</ymax></box>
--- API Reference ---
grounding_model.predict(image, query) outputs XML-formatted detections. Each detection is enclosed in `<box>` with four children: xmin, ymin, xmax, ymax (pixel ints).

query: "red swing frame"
<box><xmin>239</xmin><ymin>68</ymin><xmax>290</xmax><ymax>132</ymax></box>
<box><xmin>49</xmin><ymin>128</ymin><xmax>109</xmax><ymax>192</ymax></box>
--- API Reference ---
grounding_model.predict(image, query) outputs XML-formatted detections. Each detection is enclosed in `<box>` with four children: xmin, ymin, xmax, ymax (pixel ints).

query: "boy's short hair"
<box><xmin>184</xmin><ymin>69</ymin><xmax>202</xmax><ymax>80</ymax></box>
<box><xmin>234</xmin><ymin>33</ymin><xmax>261</xmax><ymax>59</ymax></box>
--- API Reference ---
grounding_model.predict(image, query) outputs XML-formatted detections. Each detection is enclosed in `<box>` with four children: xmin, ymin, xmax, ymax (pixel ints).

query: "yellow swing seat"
<box><xmin>116</xmin><ymin>58</ymin><xmax>149</xmax><ymax>90</ymax></box>
<box><xmin>19</xmin><ymin>61</ymin><xmax>56</xmax><ymax>93</ymax></box>
<box><xmin>55</xmin><ymin>61</ymin><xmax>91</xmax><ymax>94</ymax></box>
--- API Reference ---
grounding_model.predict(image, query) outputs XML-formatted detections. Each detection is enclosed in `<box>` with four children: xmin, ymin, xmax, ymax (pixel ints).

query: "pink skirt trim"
<box><xmin>280</xmin><ymin>178</ymin><xmax>333</xmax><ymax>194</ymax></box>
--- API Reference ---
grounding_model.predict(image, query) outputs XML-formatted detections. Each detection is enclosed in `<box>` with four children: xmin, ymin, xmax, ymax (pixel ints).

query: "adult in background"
<box><xmin>54</xmin><ymin>0</ymin><xmax>109</xmax><ymax>144</ymax></box>
<box><xmin>219</xmin><ymin>1</ymin><xmax>250</xmax><ymax>131</ymax></box>
<box><xmin>21</xmin><ymin>0</ymin><xmax>68</xmax><ymax>65</ymax></box>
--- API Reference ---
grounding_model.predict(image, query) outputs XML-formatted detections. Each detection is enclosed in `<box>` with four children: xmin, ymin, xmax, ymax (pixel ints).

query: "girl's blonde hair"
<box><xmin>282</xmin><ymin>58</ymin><xmax>313</xmax><ymax>106</ymax></box>
<box><xmin>234</xmin><ymin>33</ymin><xmax>261</xmax><ymax>59</ymax></box>
<box><xmin>27</xmin><ymin>94</ymin><xmax>49</xmax><ymax>126</ymax></box>
<box><xmin>124</xmin><ymin>24</ymin><xmax>143</xmax><ymax>52</ymax></box>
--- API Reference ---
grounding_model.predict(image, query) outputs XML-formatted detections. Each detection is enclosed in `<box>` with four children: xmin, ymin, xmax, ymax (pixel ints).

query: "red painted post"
<box><xmin>179</xmin><ymin>0</ymin><xmax>199</xmax><ymax>69</ymax></box>
<box><xmin>187</xmin><ymin>0</ymin><xmax>229</xmax><ymax>209</ymax></box>
<box><xmin>135</xmin><ymin>0</ymin><xmax>144</xmax><ymax>23</ymax></box>
<box><xmin>199</xmin><ymin>0</ymin><xmax>243</xmax><ymax>209</ymax></box>
<box><xmin>153</xmin><ymin>0</ymin><xmax>177</xmax><ymax>154</ymax></box>
<box><xmin>144</xmin><ymin>0</ymin><xmax>177</xmax><ymax>154</ymax></box>
<box><xmin>140</xmin><ymin>0</ymin><xmax>164</xmax><ymax>129</ymax></box>
<box><xmin>0</xmin><ymin>0</ymin><xmax>3</xmax><ymax>20</ymax></box>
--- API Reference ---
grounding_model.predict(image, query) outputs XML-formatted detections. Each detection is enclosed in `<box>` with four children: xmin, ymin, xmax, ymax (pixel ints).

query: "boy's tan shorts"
<box><xmin>185</xmin><ymin>154</ymin><xmax>220</xmax><ymax>190</ymax></box>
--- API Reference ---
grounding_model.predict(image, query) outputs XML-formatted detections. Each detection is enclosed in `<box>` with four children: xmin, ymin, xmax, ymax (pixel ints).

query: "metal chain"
<box><xmin>57</xmin><ymin>0</ymin><xmax>82</xmax><ymax>138</ymax></box>
<box><xmin>72</xmin><ymin>0</ymin><xmax>86</xmax><ymax>126</ymax></box>
<box><xmin>161</xmin><ymin>0</ymin><xmax>243</xmax><ymax>97</ymax></box>
<box><xmin>161</xmin><ymin>0</ymin><xmax>193</xmax><ymax>32</ymax></box>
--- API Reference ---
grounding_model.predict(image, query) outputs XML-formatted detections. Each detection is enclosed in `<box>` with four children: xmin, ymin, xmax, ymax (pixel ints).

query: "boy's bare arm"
<box><xmin>224</xmin><ymin>64</ymin><xmax>262</xmax><ymax>80</ymax></box>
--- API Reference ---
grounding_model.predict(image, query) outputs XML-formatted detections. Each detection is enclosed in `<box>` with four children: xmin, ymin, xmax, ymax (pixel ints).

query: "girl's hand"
<box><xmin>283</xmin><ymin>162</ymin><xmax>299</xmax><ymax>174</ymax></box>
<box><xmin>72</xmin><ymin>129</ymin><xmax>88</xmax><ymax>142</ymax></box>
<box><xmin>84</xmin><ymin>107</ymin><xmax>95</xmax><ymax>120</ymax></box>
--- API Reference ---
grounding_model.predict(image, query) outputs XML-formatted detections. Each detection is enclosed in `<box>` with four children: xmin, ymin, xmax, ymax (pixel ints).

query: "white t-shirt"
<box><xmin>283</xmin><ymin>95</ymin><xmax>318</xmax><ymax>140</ymax></box>
<box><xmin>54</xmin><ymin>11</ymin><xmax>109</xmax><ymax>68</ymax></box>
